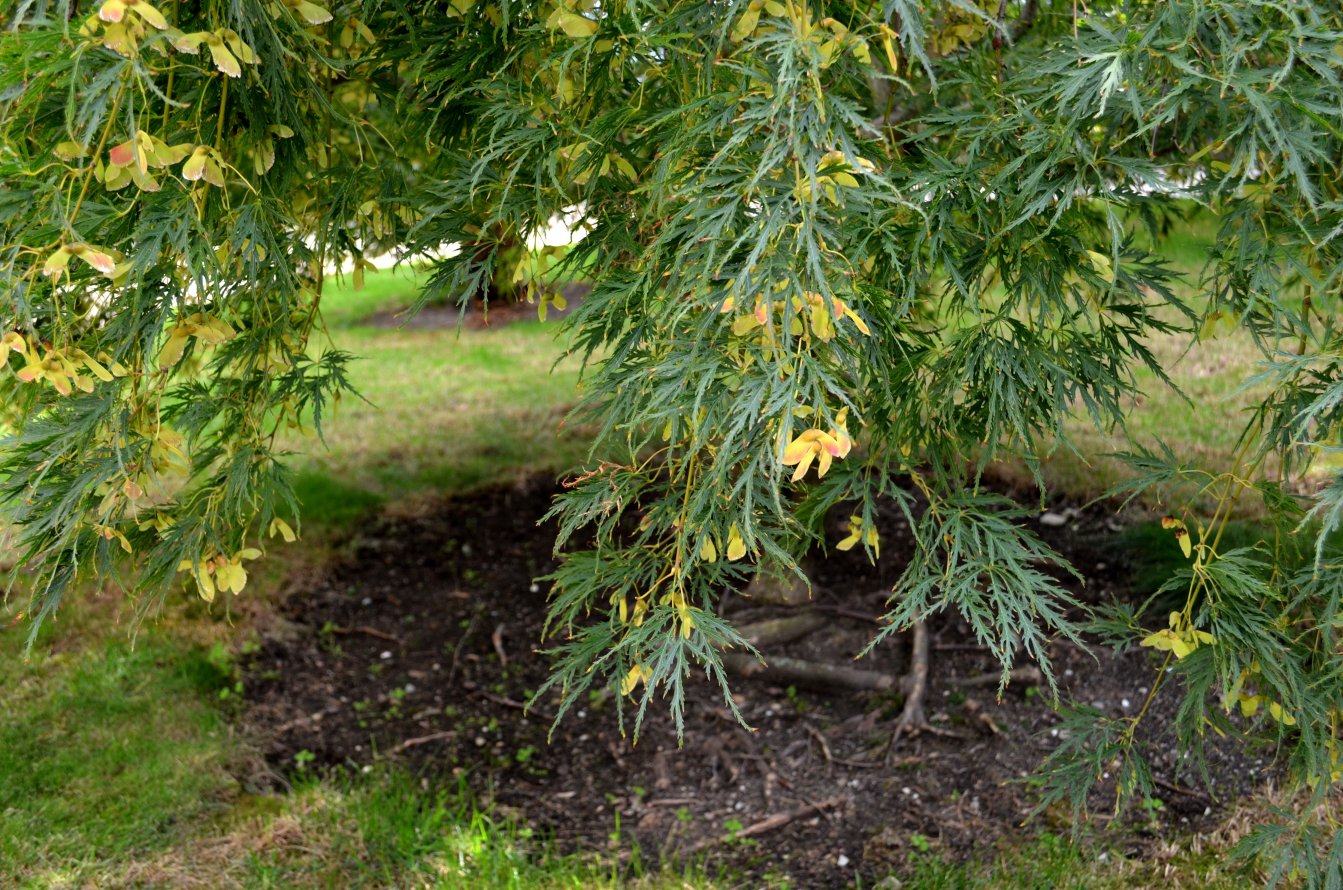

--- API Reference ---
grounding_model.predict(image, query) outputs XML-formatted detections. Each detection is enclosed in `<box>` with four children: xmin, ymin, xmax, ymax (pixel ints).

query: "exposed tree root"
<box><xmin>720</xmin><ymin>652</ymin><xmax>895</xmax><ymax>692</ymax></box>
<box><xmin>737</xmin><ymin>613</ymin><xmax>827</xmax><ymax>648</ymax></box>
<box><xmin>947</xmin><ymin>665</ymin><xmax>1042</xmax><ymax>688</ymax></box>
<box><xmin>892</xmin><ymin>619</ymin><xmax>930</xmax><ymax>740</ymax></box>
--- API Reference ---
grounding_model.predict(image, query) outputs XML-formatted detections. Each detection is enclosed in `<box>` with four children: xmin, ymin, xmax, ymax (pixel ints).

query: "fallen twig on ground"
<box><xmin>329</xmin><ymin>624</ymin><xmax>401</xmax><ymax>645</ymax></box>
<box><xmin>684</xmin><ymin>797</ymin><xmax>847</xmax><ymax>853</ymax></box>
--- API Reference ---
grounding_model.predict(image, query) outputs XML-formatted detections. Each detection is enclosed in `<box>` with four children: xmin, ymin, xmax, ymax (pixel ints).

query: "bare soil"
<box><xmin>244</xmin><ymin>476</ymin><xmax>1271</xmax><ymax>887</ymax></box>
<box><xmin>361</xmin><ymin>283</ymin><xmax>588</xmax><ymax>330</ymax></box>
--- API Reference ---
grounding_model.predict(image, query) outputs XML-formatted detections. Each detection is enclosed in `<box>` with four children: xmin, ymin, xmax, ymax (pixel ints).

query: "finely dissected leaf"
<box><xmin>3</xmin><ymin>3</ymin><xmax>1343</xmax><ymax>879</ymax></box>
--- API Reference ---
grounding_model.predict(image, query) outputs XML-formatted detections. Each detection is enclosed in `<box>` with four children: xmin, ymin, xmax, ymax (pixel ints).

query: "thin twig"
<box><xmin>475</xmin><ymin>689</ymin><xmax>552</xmax><ymax>721</ymax></box>
<box><xmin>446</xmin><ymin>611</ymin><xmax>479</xmax><ymax>683</ymax></box>
<box><xmin>683</xmin><ymin>797</ymin><xmax>846</xmax><ymax>853</ymax></box>
<box><xmin>392</xmin><ymin>730</ymin><xmax>455</xmax><ymax>754</ymax></box>
<box><xmin>802</xmin><ymin>723</ymin><xmax>833</xmax><ymax>764</ymax></box>
<box><xmin>329</xmin><ymin>624</ymin><xmax>401</xmax><ymax>645</ymax></box>
<box><xmin>1154</xmin><ymin>777</ymin><xmax>1212</xmax><ymax>803</ymax></box>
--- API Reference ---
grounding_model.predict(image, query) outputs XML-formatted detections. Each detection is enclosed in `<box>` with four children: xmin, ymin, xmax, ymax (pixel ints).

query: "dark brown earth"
<box><xmin>362</xmin><ymin>283</ymin><xmax>588</xmax><ymax>331</ymax></box>
<box><xmin>244</xmin><ymin>476</ymin><xmax>1272</xmax><ymax>887</ymax></box>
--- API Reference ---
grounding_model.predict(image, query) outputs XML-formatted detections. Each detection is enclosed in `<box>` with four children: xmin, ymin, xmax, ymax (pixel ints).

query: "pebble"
<box><xmin>380</xmin><ymin>650</ymin><xmax>392</xmax><ymax>660</ymax></box>
<box><xmin>529</xmin><ymin>583</ymin><xmax>540</xmax><ymax>593</ymax></box>
<box><xmin>404</xmin><ymin>684</ymin><xmax>416</xmax><ymax>694</ymax></box>
<box><xmin>837</xmin><ymin>854</ymin><xmax>851</xmax><ymax>868</ymax></box>
<box><xmin>1039</xmin><ymin>512</ymin><xmax>1069</xmax><ymax>527</ymax></box>
<box><xmin>1120</xmin><ymin>698</ymin><xmax>1131</xmax><ymax>709</ymax></box>
<box><xmin>361</xmin><ymin>597</ymin><xmax>372</xmax><ymax>606</ymax></box>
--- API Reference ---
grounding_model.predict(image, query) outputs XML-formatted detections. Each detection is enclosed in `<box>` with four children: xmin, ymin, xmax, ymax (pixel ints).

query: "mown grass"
<box><xmin>891</xmin><ymin>831</ymin><xmax>1254</xmax><ymax>890</ymax></box>
<box><xmin>283</xmin><ymin>265</ymin><xmax>594</xmax><ymax>533</ymax></box>
<box><xmin>0</xmin><ymin>635</ymin><xmax>237</xmax><ymax>880</ymax></box>
<box><xmin>0</xmin><ymin>234</ymin><xmax>1297</xmax><ymax>888</ymax></box>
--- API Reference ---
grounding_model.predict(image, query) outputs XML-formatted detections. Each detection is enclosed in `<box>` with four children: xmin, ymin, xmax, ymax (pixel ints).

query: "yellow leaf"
<box><xmin>790</xmin><ymin>448</ymin><xmax>816</xmax><ymax>481</ymax></box>
<box><xmin>54</xmin><ymin>141</ymin><xmax>87</xmax><ymax>161</ymax></box>
<box><xmin>1140</xmin><ymin>629</ymin><xmax>1174</xmax><ymax>652</ymax></box>
<box><xmin>1085</xmin><ymin>249</ymin><xmax>1115</xmax><ymax>283</ymax></box>
<box><xmin>158</xmin><ymin>330</ymin><xmax>190</xmax><ymax>370</ymax></box>
<box><xmin>216</xmin><ymin>561</ymin><xmax>245</xmax><ymax>594</ymax></box>
<box><xmin>815</xmin><ymin>445</ymin><xmax>834</xmax><ymax>477</ymax></box>
<box><xmin>730</xmin><ymin>7</ymin><xmax>760</xmax><ymax>42</ymax></box>
<box><xmin>879</xmin><ymin>29</ymin><xmax>899</xmax><ymax>73</ymax></box>
<box><xmin>269</xmin><ymin>518</ymin><xmax>297</xmax><ymax>542</ymax></box>
<box><xmin>182</xmin><ymin>146</ymin><xmax>210</xmax><ymax>181</ymax></box>
<box><xmin>79</xmin><ymin>353</ymin><xmax>114</xmax><ymax>382</ymax></box>
<box><xmin>732</xmin><ymin>315</ymin><xmax>760</xmax><ymax>336</ymax></box>
<box><xmin>1176</xmin><ymin>529</ymin><xmax>1192</xmax><ymax>560</ymax></box>
<box><xmin>98</xmin><ymin>0</ymin><xmax>127</xmax><ymax>22</ymax></box>
<box><xmin>620</xmin><ymin>664</ymin><xmax>648</xmax><ymax>696</ymax></box>
<box><xmin>133</xmin><ymin>2</ymin><xmax>168</xmax><ymax>30</ymax></box>
<box><xmin>810</xmin><ymin>303</ymin><xmax>835</xmax><ymax>340</ymax></box>
<box><xmin>14</xmin><ymin>353</ymin><xmax>44</xmax><ymax>383</ymax></box>
<box><xmin>1267</xmin><ymin>702</ymin><xmax>1297</xmax><ymax>726</ymax></box>
<box><xmin>726</xmin><ymin>525</ymin><xmax>746</xmax><ymax>561</ymax></box>
<box><xmin>782</xmin><ymin>431</ymin><xmax>819</xmax><ymax>465</ymax></box>
<box><xmin>290</xmin><ymin>0</ymin><xmax>333</xmax><ymax>25</ymax></box>
<box><xmin>555</xmin><ymin>12</ymin><xmax>598</xmax><ymax>38</ymax></box>
<box><xmin>186</xmin><ymin>563</ymin><xmax>216</xmax><ymax>602</ymax></box>
<box><xmin>207</xmin><ymin>37</ymin><xmax>242</xmax><ymax>78</ymax></box>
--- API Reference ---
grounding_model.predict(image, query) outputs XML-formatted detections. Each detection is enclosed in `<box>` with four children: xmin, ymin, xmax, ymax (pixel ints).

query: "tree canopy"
<box><xmin>2</xmin><ymin>0</ymin><xmax>1342</xmax><ymax>881</ymax></box>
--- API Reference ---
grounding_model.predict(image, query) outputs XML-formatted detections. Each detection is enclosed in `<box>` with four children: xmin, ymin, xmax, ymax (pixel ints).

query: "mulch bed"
<box><xmin>243</xmin><ymin>475</ymin><xmax>1270</xmax><ymax>887</ymax></box>
<box><xmin>360</xmin><ymin>283</ymin><xmax>588</xmax><ymax>331</ymax></box>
